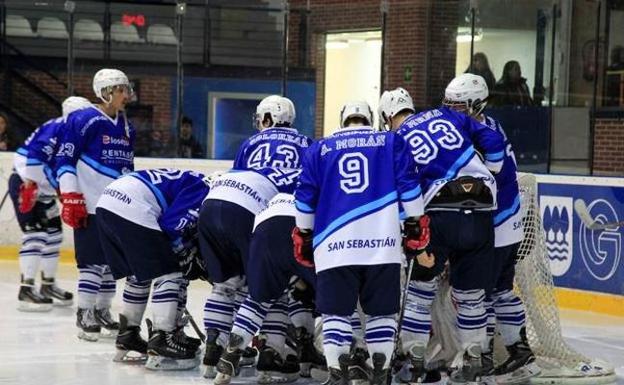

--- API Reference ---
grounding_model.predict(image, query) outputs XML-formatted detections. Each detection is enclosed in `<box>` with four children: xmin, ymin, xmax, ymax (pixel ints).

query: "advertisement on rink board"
<box><xmin>537</xmin><ymin>174</ymin><xmax>624</xmax><ymax>296</ymax></box>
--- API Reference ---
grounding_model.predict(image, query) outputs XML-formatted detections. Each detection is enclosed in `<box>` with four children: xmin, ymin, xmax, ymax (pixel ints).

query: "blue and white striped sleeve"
<box><xmin>294</xmin><ymin>144</ymin><xmax>319</xmax><ymax>230</ymax></box>
<box><xmin>465</xmin><ymin>116</ymin><xmax>505</xmax><ymax>174</ymax></box>
<box><xmin>393</xmin><ymin>133</ymin><xmax>424</xmax><ymax>218</ymax></box>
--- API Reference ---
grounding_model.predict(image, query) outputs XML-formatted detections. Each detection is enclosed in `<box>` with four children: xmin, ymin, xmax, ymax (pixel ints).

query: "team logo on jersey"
<box><xmin>540</xmin><ymin>195</ymin><xmax>573</xmax><ymax>277</ymax></box>
<box><xmin>578</xmin><ymin>199</ymin><xmax>621</xmax><ymax>281</ymax></box>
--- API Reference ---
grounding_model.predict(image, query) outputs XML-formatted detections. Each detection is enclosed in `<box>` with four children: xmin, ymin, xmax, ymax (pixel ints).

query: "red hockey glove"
<box><xmin>60</xmin><ymin>192</ymin><xmax>88</xmax><ymax>229</ymax></box>
<box><xmin>403</xmin><ymin>215</ymin><xmax>431</xmax><ymax>255</ymax></box>
<box><xmin>18</xmin><ymin>181</ymin><xmax>38</xmax><ymax>213</ymax></box>
<box><xmin>292</xmin><ymin>227</ymin><xmax>314</xmax><ymax>268</ymax></box>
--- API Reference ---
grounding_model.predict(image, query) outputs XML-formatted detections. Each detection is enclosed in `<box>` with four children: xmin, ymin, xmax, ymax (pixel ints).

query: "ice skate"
<box><xmin>494</xmin><ymin>328</ymin><xmax>540</xmax><ymax>384</ymax></box>
<box><xmin>256</xmin><ymin>346</ymin><xmax>300</xmax><ymax>384</ymax></box>
<box><xmin>401</xmin><ymin>342</ymin><xmax>426</xmax><ymax>383</ymax></box>
<box><xmin>347</xmin><ymin>347</ymin><xmax>371</xmax><ymax>384</ymax></box>
<box><xmin>40</xmin><ymin>274</ymin><xmax>73</xmax><ymax>306</ymax></box>
<box><xmin>113</xmin><ymin>314</ymin><xmax>148</xmax><ymax>363</ymax></box>
<box><xmin>173</xmin><ymin>325</ymin><xmax>202</xmax><ymax>352</ymax></box>
<box><xmin>94</xmin><ymin>307</ymin><xmax>119</xmax><ymax>338</ymax></box>
<box><xmin>214</xmin><ymin>333</ymin><xmax>244</xmax><ymax>385</ymax></box>
<box><xmin>145</xmin><ymin>329</ymin><xmax>199</xmax><ymax>370</ymax></box>
<box><xmin>203</xmin><ymin>328</ymin><xmax>223</xmax><ymax>378</ymax></box>
<box><xmin>241</xmin><ymin>346</ymin><xmax>258</xmax><ymax>366</ymax></box>
<box><xmin>76</xmin><ymin>308</ymin><xmax>101</xmax><ymax>342</ymax></box>
<box><xmin>295</xmin><ymin>326</ymin><xmax>327</xmax><ymax>377</ymax></box>
<box><xmin>371</xmin><ymin>353</ymin><xmax>390</xmax><ymax>385</ymax></box>
<box><xmin>322</xmin><ymin>354</ymin><xmax>350</xmax><ymax>385</ymax></box>
<box><xmin>448</xmin><ymin>344</ymin><xmax>484</xmax><ymax>385</ymax></box>
<box><xmin>17</xmin><ymin>277</ymin><xmax>52</xmax><ymax>312</ymax></box>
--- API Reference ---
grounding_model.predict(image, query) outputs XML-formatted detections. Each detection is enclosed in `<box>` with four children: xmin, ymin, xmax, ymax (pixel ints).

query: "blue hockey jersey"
<box><xmin>483</xmin><ymin>115</ymin><xmax>523</xmax><ymax>247</ymax></box>
<box><xmin>233</xmin><ymin>127</ymin><xmax>312</xmax><ymax>171</ymax></box>
<box><xmin>396</xmin><ymin>107</ymin><xmax>505</xmax><ymax>208</ymax></box>
<box><xmin>97</xmin><ymin>168</ymin><xmax>209</xmax><ymax>247</ymax></box>
<box><xmin>295</xmin><ymin>126</ymin><xmax>424</xmax><ymax>273</ymax></box>
<box><xmin>206</xmin><ymin>167</ymin><xmax>301</xmax><ymax>216</ymax></box>
<box><xmin>14</xmin><ymin>117</ymin><xmax>65</xmax><ymax>196</ymax></box>
<box><xmin>55</xmin><ymin>106</ymin><xmax>135</xmax><ymax>214</ymax></box>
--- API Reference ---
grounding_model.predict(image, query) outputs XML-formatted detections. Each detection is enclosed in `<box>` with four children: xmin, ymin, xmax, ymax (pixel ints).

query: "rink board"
<box><xmin>0</xmin><ymin>153</ymin><xmax>622</xmax><ymax>315</ymax></box>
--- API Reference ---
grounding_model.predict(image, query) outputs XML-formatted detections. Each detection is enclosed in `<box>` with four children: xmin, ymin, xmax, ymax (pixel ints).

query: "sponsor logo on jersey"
<box><xmin>540</xmin><ymin>195</ymin><xmax>573</xmax><ymax>277</ymax></box>
<box><xmin>578</xmin><ymin>199</ymin><xmax>621</xmax><ymax>281</ymax></box>
<box><xmin>102</xmin><ymin>135</ymin><xmax>130</xmax><ymax>146</ymax></box>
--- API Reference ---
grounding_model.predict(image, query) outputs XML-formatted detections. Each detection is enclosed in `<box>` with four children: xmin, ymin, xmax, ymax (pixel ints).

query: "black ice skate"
<box><xmin>448</xmin><ymin>344</ymin><xmax>484</xmax><ymax>385</ymax></box>
<box><xmin>145</xmin><ymin>329</ymin><xmax>199</xmax><ymax>370</ymax></box>
<box><xmin>76</xmin><ymin>308</ymin><xmax>101</xmax><ymax>342</ymax></box>
<box><xmin>40</xmin><ymin>274</ymin><xmax>73</xmax><ymax>306</ymax></box>
<box><xmin>174</xmin><ymin>325</ymin><xmax>202</xmax><ymax>352</ymax></box>
<box><xmin>94</xmin><ymin>307</ymin><xmax>119</xmax><ymax>338</ymax></box>
<box><xmin>203</xmin><ymin>328</ymin><xmax>224</xmax><ymax>378</ymax></box>
<box><xmin>214</xmin><ymin>333</ymin><xmax>244</xmax><ymax>385</ymax></box>
<box><xmin>371</xmin><ymin>353</ymin><xmax>390</xmax><ymax>385</ymax></box>
<box><xmin>240</xmin><ymin>346</ymin><xmax>258</xmax><ymax>367</ymax></box>
<box><xmin>295</xmin><ymin>326</ymin><xmax>327</xmax><ymax>377</ymax></box>
<box><xmin>322</xmin><ymin>354</ymin><xmax>350</xmax><ymax>385</ymax></box>
<box><xmin>18</xmin><ymin>277</ymin><xmax>52</xmax><ymax>312</ymax></box>
<box><xmin>347</xmin><ymin>347</ymin><xmax>371</xmax><ymax>384</ymax></box>
<box><xmin>494</xmin><ymin>328</ymin><xmax>541</xmax><ymax>384</ymax></box>
<box><xmin>403</xmin><ymin>342</ymin><xmax>426</xmax><ymax>383</ymax></box>
<box><xmin>256</xmin><ymin>346</ymin><xmax>300</xmax><ymax>384</ymax></box>
<box><xmin>114</xmin><ymin>314</ymin><xmax>148</xmax><ymax>363</ymax></box>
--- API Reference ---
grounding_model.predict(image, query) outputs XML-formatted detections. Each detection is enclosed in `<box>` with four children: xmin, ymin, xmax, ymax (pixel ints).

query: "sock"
<box><xmin>288</xmin><ymin>295</ymin><xmax>315</xmax><ymax>335</ymax></box>
<box><xmin>151</xmin><ymin>272</ymin><xmax>183</xmax><ymax>332</ymax></box>
<box><xmin>350</xmin><ymin>311</ymin><xmax>366</xmax><ymax>349</ymax></box>
<box><xmin>452</xmin><ymin>288</ymin><xmax>487</xmax><ymax>351</ymax></box>
<box><xmin>122</xmin><ymin>276</ymin><xmax>151</xmax><ymax>327</ymax></box>
<box><xmin>176</xmin><ymin>279</ymin><xmax>189</xmax><ymax>327</ymax></box>
<box><xmin>230</xmin><ymin>294</ymin><xmax>271</xmax><ymax>350</ymax></box>
<box><xmin>365</xmin><ymin>315</ymin><xmax>397</xmax><ymax>369</ymax></box>
<box><xmin>203</xmin><ymin>276</ymin><xmax>244</xmax><ymax>347</ymax></box>
<box><xmin>484</xmin><ymin>296</ymin><xmax>496</xmax><ymax>352</ymax></box>
<box><xmin>322</xmin><ymin>314</ymin><xmax>352</xmax><ymax>370</ymax></box>
<box><xmin>401</xmin><ymin>279</ymin><xmax>437</xmax><ymax>353</ymax></box>
<box><xmin>96</xmin><ymin>266</ymin><xmax>116</xmax><ymax>310</ymax></box>
<box><xmin>492</xmin><ymin>289</ymin><xmax>526</xmax><ymax>346</ymax></box>
<box><xmin>40</xmin><ymin>229</ymin><xmax>62</xmax><ymax>278</ymax></box>
<box><xmin>77</xmin><ymin>264</ymin><xmax>104</xmax><ymax>309</ymax></box>
<box><xmin>261</xmin><ymin>294</ymin><xmax>289</xmax><ymax>357</ymax></box>
<box><xmin>19</xmin><ymin>231</ymin><xmax>46</xmax><ymax>280</ymax></box>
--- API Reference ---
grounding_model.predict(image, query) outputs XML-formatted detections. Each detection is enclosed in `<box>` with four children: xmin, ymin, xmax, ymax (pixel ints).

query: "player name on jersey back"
<box><xmin>206</xmin><ymin>171</ymin><xmax>278</xmax><ymax>215</ymax></box>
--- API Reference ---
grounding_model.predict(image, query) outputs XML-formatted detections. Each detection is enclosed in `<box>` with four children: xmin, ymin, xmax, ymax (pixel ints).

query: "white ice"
<box><xmin>0</xmin><ymin>260</ymin><xmax>622</xmax><ymax>385</ymax></box>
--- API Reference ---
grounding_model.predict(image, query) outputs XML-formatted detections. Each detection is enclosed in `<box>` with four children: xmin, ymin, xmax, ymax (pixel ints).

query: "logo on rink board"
<box><xmin>578</xmin><ymin>199</ymin><xmax>622</xmax><ymax>281</ymax></box>
<box><xmin>540</xmin><ymin>195</ymin><xmax>573</xmax><ymax>277</ymax></box>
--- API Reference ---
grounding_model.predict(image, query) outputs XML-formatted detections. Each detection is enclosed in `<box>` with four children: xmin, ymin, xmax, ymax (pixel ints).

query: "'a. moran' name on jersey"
<box><xmin>327</xmin><ymin>236</ymin><xmax>397</xmax><ymax>252</ymax></box>
<box><xmin>321</xmin><ymin>134</ymin><xmax>385</xmax><ymax>156</ymax></box>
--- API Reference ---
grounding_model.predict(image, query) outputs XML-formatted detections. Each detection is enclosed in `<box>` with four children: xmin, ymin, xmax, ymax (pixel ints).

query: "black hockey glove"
<box><xmin>176</xmin><ymin>245</ymin><xmax>208</xmax><ymax>281</ymax></box>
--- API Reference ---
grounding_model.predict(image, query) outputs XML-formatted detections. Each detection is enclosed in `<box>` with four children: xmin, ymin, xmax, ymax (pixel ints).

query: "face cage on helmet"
<box><xmin>443</xmin><ymin>98</ymin><xmax>487</xmax><ymax>117</ymax></box>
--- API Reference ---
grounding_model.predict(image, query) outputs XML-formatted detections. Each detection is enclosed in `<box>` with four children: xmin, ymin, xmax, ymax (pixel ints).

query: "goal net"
<box><xmin>428</xmin><ymin>173</ymin><xmax>616</xmax><ymax>384</ymax></box>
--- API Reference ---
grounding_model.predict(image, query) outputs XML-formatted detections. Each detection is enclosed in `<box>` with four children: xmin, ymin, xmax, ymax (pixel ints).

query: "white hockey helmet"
<box><xmin>62</xmin><ymin>96</ymin><xmax>91</xmax><ymax>117</ymax></box>
<box><xmin>443</xmin><ymin>73</ymin><xmax>489</xmax><ymax>116</ymax></box>
<box><xmin>340</xmin><ymin>100</ymin><xmax>373</xmax><ymax>128</ymax></box>
<box><xmin>92</xmin><ymin>68</ymin><xmax>132</xmax><ymax>104</ymax></box>
<box><xmin>378</xmin><ymin>87</ymin><xmax>415</xmax><ymax>129</ymax></box>
<box><xmin>255</xmin><ymin>95</ymin><xmax>296</xmax><ymax>130</ymax></box>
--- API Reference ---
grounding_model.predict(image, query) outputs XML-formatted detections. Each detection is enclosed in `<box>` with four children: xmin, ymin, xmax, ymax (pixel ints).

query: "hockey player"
<box><xmin>379</xmin><ymin>85</ymin><xmax>505</xmax><ymax>384</ymax></box>
<box><xmin>55</xmin><ymin>68</ymin><xmax>135</xmax><ymax>341</ymax></box>
<box><xmin>293</xmin><ymin>101</ymin><xmax>432</xmax><ymax>385</ymax></box>
<box><xmin>443</xmin><ymin>74</ymin><xmax>539</xmax><ymax>383</ymax></box>
<box><xmin>213</xmin><ymin>192</ymin><xmax>324</xmax><ymax>384</ymax></box>
<box><xmin>96</xmin><ymin>168</ymin><xmax>209</xmax><ymax>370</ymax></box>
<box><xmin>199</xmin><ymin>165</ymin><xmax>302</xmax><ymax>378</ymax></box>
<box><xmin>233</xmin><ymin>95</ymin><xmax>312</xmax><ymax>170</ymax></box>
<box><xmin>10</xmin><ymin>96</ymin><xmax>91</xmax><ymax>311</ymax></box>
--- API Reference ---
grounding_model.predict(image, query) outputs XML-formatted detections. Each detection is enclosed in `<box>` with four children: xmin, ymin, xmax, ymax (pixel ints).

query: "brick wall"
<box><xmin>21</xmin><ymin>70</ymin><xmax>173</xmax><ymax>131</ymax></box>
<box><xmin>288</xmin><ymin>0</ymin><xmax>458</xmax><ymax>137</ymax></box>
<box><xmin>593</xmin><ymin>117</ymin><xmax>624</xmax><ymax>175</ymax></box>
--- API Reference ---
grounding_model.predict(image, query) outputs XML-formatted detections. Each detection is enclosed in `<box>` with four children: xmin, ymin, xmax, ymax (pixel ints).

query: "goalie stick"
<box><xmin>574</xmin><ymin>199</ymin><xmax>624</xmax><ymax>230</ymax></box>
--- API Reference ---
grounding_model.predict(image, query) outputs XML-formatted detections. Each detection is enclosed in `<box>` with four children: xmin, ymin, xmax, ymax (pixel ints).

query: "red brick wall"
<box><xmin>21</xmin><ymin>70</ymin><xmax>173</xmax><ymax>130</ymax></box>
<box><xmin>593</xmin><ymin>117</ymin><xmax>624</xmax><ymax>175</ymax></box>
<box><xmin>288</xmin><ymin>0</ymin><xmax>458</xmax><ymax>137</ymax></box>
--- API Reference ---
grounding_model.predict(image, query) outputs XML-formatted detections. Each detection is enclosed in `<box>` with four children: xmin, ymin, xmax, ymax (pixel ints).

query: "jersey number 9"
<box><xmin>338</xmin><ymin>152</ymin><xmax>369</xmax><ymax>194</ymax></box>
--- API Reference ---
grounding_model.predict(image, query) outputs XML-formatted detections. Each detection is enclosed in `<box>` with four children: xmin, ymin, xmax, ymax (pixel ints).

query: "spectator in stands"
<box><xmin>177</xmin><ymin>116</ymin><xmax>204</xmax><ymax>158</ymax></box>
<box><xmin>491</xmin><ymin>60</ymin><xmax>534</xmax><ymax>106</ymax></box>
<box><xmin>465</xmin><ymin>52</ymin><xmax>496</xmax><ymax>91</ymax></box>
<box><xmin>608</xmin><ymin>46</ymin><xmax>624</xmax><ymax>71</ymax></box>
<box><xmin>0</xmin><ymin>113</ymin><xmax>16</xmax><ymax>151</ymax></box>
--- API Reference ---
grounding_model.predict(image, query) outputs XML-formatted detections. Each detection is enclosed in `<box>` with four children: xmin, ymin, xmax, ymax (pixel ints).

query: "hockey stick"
<box><xmin>574</xmin><ymin>199</ymin><xmax>624</xmax><ymax>230</ymax></box>
<box><xmin>184</xmin><ymin>308</ymin><xmax>206</xmax><ymax>343</ymax></box>
<box><xmin>0</xmin><ymin>190</ymin><xmax>10</xmax><ymax>212</ymax></box>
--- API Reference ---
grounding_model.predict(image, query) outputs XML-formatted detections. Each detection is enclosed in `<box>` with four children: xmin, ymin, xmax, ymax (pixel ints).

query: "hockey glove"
<box><xmin>291</xmin><ymin>279</ymin><xmax>315</xmax><ymax>308</ymax></box>
<box><xmin>18</xmin><ymin>181</ymin><xmax>38</xmax><ymax>213</ymax></box>
<box><xmin>403</xmin><ymin>215</ymin><xmax>431</xmax><ymax>256</ymax></box>
<box><xmin>60</xmin><ymin>192</ymin><xmax>88</xmax><ymax>228</ymax></box>
<box><xmin>176</xmin><ymin>245</ymin><xmax>208</xmax><ymax>281</ymax></box>
<box><xmin>292</xmin><ymin>227</ymin><xmax>314</xmax><ymax>268</ymax></box>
